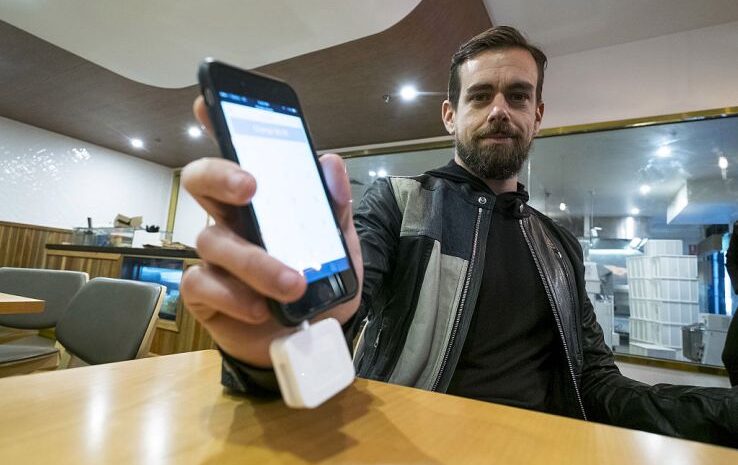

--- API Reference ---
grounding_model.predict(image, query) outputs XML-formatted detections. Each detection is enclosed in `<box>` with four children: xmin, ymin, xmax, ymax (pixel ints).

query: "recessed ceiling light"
<box><xmin>188</xmin><ymin>126</ymin><xmax>203</xmax><ymax>138</ymax></box>
<box><xmin>718</xmin><ymin>156</ymin><xmax>729</xmax><ymax>170</ymax></box>
<box><xmin>631</xmin><ymin>207</ymin><xmax>640</xmax><ymax>215</ymax></box>
<box><xmin>368</xmin><ymin>170</ymin><xmax>377</xmax><ymax>177</ymax></box>
<box><xmin>656</xmin><ymin>146</ymin><xmax>671</xmax><ymax>157</ymax></box>
<box><xmin>377</xmin><ymin>169</ymin><xmax>388</xmax><ymax>177</ymax></box>
<box><xmin>399</xmin><ymin>85</ymin><xmax>418</xmax><ymax>101</ymax></box>
<box><xmin>130</xmin><ymin>138</ymin><xmax>144</xmax><ymax>149</ymax></box>
<box><xmin>559</xmin><ymin>202</ymin><xmax>567</xmax><ymax>211</ymax></box>
<box><xmin>639</xmin><ymin>184</ymin><xmax>651</xmax><ymax>195</ymax></box>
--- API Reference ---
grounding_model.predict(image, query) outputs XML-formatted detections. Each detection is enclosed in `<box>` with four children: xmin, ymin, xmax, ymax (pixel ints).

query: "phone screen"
<box><xmin>218</xmin><ymin>92</ymin><xmax>349</xmax><ymax>283</ymax></box>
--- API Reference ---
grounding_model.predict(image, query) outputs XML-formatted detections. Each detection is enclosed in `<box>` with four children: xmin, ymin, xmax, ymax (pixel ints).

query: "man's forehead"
<box><xmin>458</xmin><ymin>48</ymin><xmax>538</xmax><ymax>90</ymax></box>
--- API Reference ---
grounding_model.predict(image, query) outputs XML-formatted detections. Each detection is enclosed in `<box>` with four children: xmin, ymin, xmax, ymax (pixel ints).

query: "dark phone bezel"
<box><xmin>198</xmin><ymin>59</ymin><xmax>358</xmax><ymax>326</ymax></box>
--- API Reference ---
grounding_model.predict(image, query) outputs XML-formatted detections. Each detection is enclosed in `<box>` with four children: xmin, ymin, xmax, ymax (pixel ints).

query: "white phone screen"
<box><xmin>220</xmin><ymin>93</ymin><xmax>349</xmax><ymax>283</ymax></box>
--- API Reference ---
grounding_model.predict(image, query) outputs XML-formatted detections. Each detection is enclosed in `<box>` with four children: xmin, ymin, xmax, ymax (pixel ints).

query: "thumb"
<box><xmin>319</xmin><ymin>153</ymin><xmax>353</xmax><ymax>229</ymax></box>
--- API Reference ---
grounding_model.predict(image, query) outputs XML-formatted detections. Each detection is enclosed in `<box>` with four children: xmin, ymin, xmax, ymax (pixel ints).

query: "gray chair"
<box><xmin>0</xmin><ymin>277</ymin><xmax>164</xmax><ymax>376</ymax></box>
<box><xmin>57</xmin><ymin>278</ymin><xmax>165</xmax><ymax>366</ymax></box>
<box><xmin>0</xmin><ymin>267</ymin><xmax>88</xmax><ymax>345</ymax></box>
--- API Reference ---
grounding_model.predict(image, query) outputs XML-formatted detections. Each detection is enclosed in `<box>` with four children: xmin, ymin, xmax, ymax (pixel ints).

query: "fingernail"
<box><xmin>278</xmin><ymin>270</ymin><xmax>301</xmax><ymax>293</ymax></box>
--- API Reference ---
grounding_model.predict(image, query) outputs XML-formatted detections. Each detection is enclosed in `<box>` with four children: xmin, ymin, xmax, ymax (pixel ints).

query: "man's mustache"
<box><xmin>474</xmin><ymin>124</ymin><xmax>519</xmax><ymax>139</ymax></box>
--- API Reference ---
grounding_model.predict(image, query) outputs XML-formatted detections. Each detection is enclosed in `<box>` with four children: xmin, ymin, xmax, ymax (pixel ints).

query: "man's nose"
<box><xmin>487</xmin><ymin>93</ymin><xmax>510</xmax><ymax>122</ymax></box>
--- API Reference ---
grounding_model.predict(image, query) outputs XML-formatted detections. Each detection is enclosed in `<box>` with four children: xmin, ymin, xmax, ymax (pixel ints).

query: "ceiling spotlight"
<box><xmin>718</xmin><ymin>156</ymin><xmax>729</xmax><ymax>170</ymax></box>
<box><xmin>368</xmin><ymin>170</ymin><xmax>377</xmax><ymax>177</ymax></box>
<box><xmin>559</xmin><ymin>202</ymin><xmax>567</xmax><ymax>211</ymax></box>
<box><xmin>656</xmin><ymin>146</ymin><xmax>671</xmax><ymax>157</ymax></box>
<box><xmin>399</xmin><ymin>85</ymin><xmax>418</xmax><ymax>101</ymax></box>
<box><xmin>377</xmin><ymin>169</ymin><xmax>388</xmax><ymax>178</ymax></box>
<box><xmin>188</xmin><ymin>126</ymin><xmax>203</xmax><ymax>138</ymax></box>
<box><xmin>639</xmin><ymin>184</ymin><xmax>651</xmax><ymax>195</ymax></box>
<box><xmin>130</xmin><ymin>138</ymin><xmax>144</xmax><ymax>149</ymax></box>
<box><xmin>630</xmin><ymin>207</ymin><xmax>640</xmax><ymax>215</ymax></box>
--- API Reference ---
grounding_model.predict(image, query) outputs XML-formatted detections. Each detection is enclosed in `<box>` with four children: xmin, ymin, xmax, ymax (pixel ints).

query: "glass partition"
<box><xmin>344</xmin><ymin>110</ymin><xmax>737</xmax><ymax>368</ymax></box>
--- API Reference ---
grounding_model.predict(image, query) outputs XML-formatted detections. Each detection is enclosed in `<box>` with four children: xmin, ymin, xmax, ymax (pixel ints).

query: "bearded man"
<box><xmin>181</xmin><ymin>26</ymin><xmax>738</xmax><ymax>446</ymax></box>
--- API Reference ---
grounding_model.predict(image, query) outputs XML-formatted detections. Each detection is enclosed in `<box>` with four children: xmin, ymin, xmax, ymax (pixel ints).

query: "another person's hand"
<box><xmin>179</xmin><ymin>96</ymin><xmax>363</xmax><ymax>367</ymax></box>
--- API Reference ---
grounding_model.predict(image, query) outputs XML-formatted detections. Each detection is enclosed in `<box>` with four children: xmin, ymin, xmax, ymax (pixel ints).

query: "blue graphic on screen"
<box><xmin>220</xmin><ymin>93</ymin><xmax>348</xmax><ymax>283</ymax></box>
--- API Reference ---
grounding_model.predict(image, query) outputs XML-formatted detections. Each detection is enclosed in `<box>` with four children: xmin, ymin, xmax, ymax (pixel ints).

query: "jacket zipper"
<box><xmin>431</xmin><ymin>207</ymin><xmax>483</xmax><ymax>392</ymax></box>
<box><xmin>543</xmin><ymin>234</ymin><xmax>580</xmax><ymax>326</ymax></box>
<box><xmin>519</xmin><ymin>219</ymin><xmax>588</xmax><ymax>420</ymax></box>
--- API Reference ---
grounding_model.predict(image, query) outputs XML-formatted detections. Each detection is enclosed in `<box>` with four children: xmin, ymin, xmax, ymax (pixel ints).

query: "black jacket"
<box><xmin>727</xmin><ymin>223</ymin><xmax>738</xmax><ymax>296</ymax></box>
<box><xmin>347</xmin><ymin>161</ymin><xmax>738</xmax><ymax>447</ymax></box>
<box><xmin>723</xmin><ymin>223</ymin><xmax>738</xmax><ymax>386</ymax></box>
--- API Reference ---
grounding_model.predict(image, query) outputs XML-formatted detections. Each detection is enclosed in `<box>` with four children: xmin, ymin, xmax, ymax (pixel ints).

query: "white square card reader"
<box><xmin>269</xmin><ymin>317</ymin><xmax>355</xmax><ymax>408</ymax></box>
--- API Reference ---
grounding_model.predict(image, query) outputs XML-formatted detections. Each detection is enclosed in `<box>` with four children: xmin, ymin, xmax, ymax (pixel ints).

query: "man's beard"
<box><xmin>456</xmin><ymin>123</ymin><xmax>532</xmax><ymax>180</ymax></box>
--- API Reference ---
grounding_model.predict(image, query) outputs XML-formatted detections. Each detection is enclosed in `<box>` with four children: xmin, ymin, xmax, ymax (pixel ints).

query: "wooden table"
<box><xmin>0</xmin><ymin>292</ymin><xmax>44</xmax><ymax>314</ymax></box>
<box><xmin>0</xmin><ymin>350</ymin><xmax>735</xmax><ymax>465</ymax></box>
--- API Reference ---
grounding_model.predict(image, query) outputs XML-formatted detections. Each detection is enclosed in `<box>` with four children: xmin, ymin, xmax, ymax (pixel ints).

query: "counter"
<box><xmin>45</xmin><ymin>243</ymin><xmax>198</xmax><ymax>259</ymax></box>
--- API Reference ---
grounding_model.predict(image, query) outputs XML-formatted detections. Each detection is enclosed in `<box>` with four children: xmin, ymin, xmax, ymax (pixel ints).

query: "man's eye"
<box><xmin>471</xmin><ymin>93</ymin><xmax>490</xmax><ymax>102</ymax></box>
<box><xmin>510</xmin><ymin>92</ymin><xmax>529</xmax><ymax>102</ymax></box>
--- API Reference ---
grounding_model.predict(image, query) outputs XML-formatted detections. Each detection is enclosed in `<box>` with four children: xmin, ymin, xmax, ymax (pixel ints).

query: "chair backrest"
<box><xmin>56</xmin><ymin>278</ymin><xmax>164</xmax><ymax>365</ymax></box>
<box><xmin>0</xmin><ymin>268</ymin><xmax>88</xmax><ymax>329</ymax></box>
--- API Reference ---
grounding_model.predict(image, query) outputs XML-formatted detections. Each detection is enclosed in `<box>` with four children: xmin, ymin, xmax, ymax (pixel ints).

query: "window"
<box><xmin>345</xmin><ymin>110</ymin><xmax>737</xmax><ymax>368</ymax></box>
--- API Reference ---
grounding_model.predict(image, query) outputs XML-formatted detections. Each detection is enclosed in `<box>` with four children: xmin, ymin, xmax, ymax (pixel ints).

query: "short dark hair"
<box><xmin>448</xmin><ymin>26</ymin><xmax>547</xmax><ymax>107</ymax></box>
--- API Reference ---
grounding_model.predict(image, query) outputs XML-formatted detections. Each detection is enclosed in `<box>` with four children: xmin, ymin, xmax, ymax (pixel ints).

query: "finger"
<box><xmin>190</xmin><ymin>196</ymin><xmax>239</xmax><ymax>227</ymax></box>
<box><xmin>182</xmin><ymin>158</ymin><xmax>256</xmax><ymax>210</ymax></box>
<box><xmin>319</xmin><ymin>153</ymin><xmax>353</xmax><ymax>229</ymax></box>
<box><xmin>180</xmin><ymin>264</ymin><xmax>271</xmax><ymax>325</ymax></box>
<box><xmin>196</xmin><ymin>224</ymin><xmax>307</xmax><ymax>302</ymax></box>
<box><xmin>198</xmin><ymin>312</ymin><xmax>291</xmax><ymax>368</ymax></box>
<box><xmin>193</xmin><ymin>95</ymin><xmax>215</xmax><ymax>138</ymax></box>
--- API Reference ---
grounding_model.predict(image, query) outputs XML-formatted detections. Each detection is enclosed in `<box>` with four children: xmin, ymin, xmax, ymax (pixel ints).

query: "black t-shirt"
<box><xmin>446</xmin><ymin>190</ymin><xmax>560</xmax><ymax>412</ymax></box>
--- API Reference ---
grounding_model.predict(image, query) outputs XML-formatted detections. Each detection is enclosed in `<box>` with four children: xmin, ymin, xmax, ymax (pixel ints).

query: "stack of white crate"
<box><xmin>584</xmin><ymin>261</ymin><xmax>601</xmax><ymax>299</ymax></box>
<box><xmin>626</xmin><ymin>240</ymin><xmax>699</xmax><ymax>359</ymax></box>
<box><xmin>593</xmin><ymin>299</ymin><xmax>615</xmax><ymax>348</ymax></box>
<box><xmin>585</xmin><ymin>262</ymin><xmax>616</xmax><ymax>347</ymax></box>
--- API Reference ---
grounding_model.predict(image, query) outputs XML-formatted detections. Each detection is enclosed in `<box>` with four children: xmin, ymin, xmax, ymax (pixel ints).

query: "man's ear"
<box><xmin>442</xmin><ymin>100</ymin><xmax>455</xmax><ymax>134</ymax></box>
<box><xmin>533</xmin><ymin>101</ymin><xmax>545</xmax><ymax>135</ymax></box>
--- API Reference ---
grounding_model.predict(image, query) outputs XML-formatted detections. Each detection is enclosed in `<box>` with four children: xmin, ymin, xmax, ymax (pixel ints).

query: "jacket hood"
<box><xmin>426</xmin><ymin>158</ymin><xmax>530</xmax><ymax>207</ymax></box>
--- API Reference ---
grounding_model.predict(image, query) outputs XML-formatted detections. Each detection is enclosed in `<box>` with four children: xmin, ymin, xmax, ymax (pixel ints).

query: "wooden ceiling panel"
<box><xmin>258</xmin><ymin>0</ymin><xmax>492</xmax><ymax>150</ymax></box>
<box><xmin>0</xmin><ymin>0</ymin><xmax>491</xmax><ymax>167</ymax></box>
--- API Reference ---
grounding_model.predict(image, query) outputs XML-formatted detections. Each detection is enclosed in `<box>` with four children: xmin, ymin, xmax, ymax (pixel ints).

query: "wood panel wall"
<box><xmin>0</xmin><ymin>221</ymin><xmax>73</xmax><ymax>269</ymax></box>
<box><xmin>44</xmin><ymin>250</ymin><xmax>123</xmax><ymax>279</ymax></box>
<box><xmin>150</xmin><ymin>314</ymin><xmax>216</xmax><ymax>355</ymax></box>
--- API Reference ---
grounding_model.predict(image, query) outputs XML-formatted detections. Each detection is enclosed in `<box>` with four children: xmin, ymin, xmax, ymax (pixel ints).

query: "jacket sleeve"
<box><xmin>569</xmin><ymin>238</ymin><xmax>738</xmax><ymax>448</ymax></box>
<box><xmin>722</xmin><ymin>314</ymin><xmax>738</xmax><ymax>387</ymax></box>
<box><xmin>344</xmin><ymin>177</ymin><xmax>403</xmax><ymax>345</ymax></box>
<box><xmin>727</xmin><ymin>222</ymin><xmax>738</xmax><ymax>294</ymax></box>
<box><xmin>722</xmin><ymin>222</ymin><xmax>738</xmax><ymax>385</ymax></box>
<box><xmin>219</xmin><ymin>347</ymin><xmax>280</xmax><ymax>396</ymax></box>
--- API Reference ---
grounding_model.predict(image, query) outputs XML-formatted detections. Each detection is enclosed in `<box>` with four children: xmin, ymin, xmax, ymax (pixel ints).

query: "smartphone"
<box><xmin>198</xmin><ymin>59</ymin><xmax>358</xmax><ymax>326</ymax></box>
